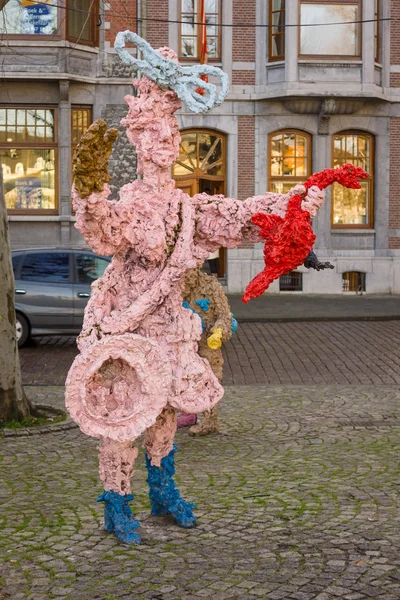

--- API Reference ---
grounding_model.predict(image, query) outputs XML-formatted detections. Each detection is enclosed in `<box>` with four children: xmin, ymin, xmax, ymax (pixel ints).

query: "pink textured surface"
<box><xmin>99</xmin><ymin>439</ymin><xmax>138</xmax><ymax>493</ymax></box>
<box><xmin>65</xmin><ymin>46</ymin><xmax>327</xmax><ymax>493</ymax></box>
<box><xmin>143</xmin><ymin>407</ymin><xmax>177</xmax><ymax>467</ymax></box>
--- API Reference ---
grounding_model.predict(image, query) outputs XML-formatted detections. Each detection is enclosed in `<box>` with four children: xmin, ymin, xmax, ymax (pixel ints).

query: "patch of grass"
<box><xmin>0</xmin><ymin>413</ymin><xmax>65</xmax><ymax>429</ymax></box>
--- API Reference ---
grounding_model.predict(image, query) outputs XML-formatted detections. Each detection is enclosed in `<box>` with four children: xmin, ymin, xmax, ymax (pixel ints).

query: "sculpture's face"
<box><xmin>136</xmin><ymin>113</ymin><xmax>180</xmax><ymax>169</ymax></box>
<box><xmin>121</xmin><ymin>78</ymin><xmax>182</xmax><ymax>170</ymax></box>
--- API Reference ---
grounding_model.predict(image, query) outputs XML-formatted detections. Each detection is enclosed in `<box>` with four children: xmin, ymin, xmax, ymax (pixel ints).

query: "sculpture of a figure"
<box><xmin>180</xmin><ymin>267</ymin><xmax>236</xmax><ymax>435</ymax></box>
<box><xmin>65</xmin><ymin>32</ymin><xmax>367</xmax><ymax>545</ymax></box>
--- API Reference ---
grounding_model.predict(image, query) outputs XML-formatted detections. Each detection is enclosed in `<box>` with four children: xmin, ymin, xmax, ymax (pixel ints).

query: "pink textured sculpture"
<box><xmin>65</xmin><ymin>37</ymin><xmax>329</xmax><ymax>545</ymax></box>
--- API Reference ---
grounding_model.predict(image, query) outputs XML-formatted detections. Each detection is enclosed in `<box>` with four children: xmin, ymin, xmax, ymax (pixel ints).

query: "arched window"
<box><xmin>173</xmin><ymin>129</ymin><xmax>225</xmax><ymax>196</ymax></box>
<box><xmin>332</xmin><ymin>132</ymin><xmax>373</xmax><ymax>228</ymax></box>
<box><xmin>269</xmin><ymin>130</ymin><xmax>311</xmax><ymax>193</ymax></box>
<box><xmin>173</xmin><ymin>129</ymin><xmax>226</xmax><ymax>277</ymax></box>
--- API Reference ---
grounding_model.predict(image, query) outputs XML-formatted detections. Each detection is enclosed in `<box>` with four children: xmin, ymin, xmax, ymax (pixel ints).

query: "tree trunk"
<box><xmin>0</xmin><ymin>162</ymin><xmax>39</xmax><ymax>423</ymax></box>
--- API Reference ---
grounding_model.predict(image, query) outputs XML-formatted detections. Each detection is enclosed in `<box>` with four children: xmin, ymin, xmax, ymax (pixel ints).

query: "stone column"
<box><xmin>313</xmin><ymin>133</ymin><xmax>332</xmax><ymax>253</ymax></box>
<box><xmin>362</xmin><ymin>0</ymin><xmax>375</xmax><ymax>90</ymax></box>
<box><xmin>58</xmin><ymin>81</ymin><xmax>72</xmax><ymax>246</ymax></box>
<box><xmin>285</xmin><ymin>0</ymin><xmax>298</xmax><ymax>84</ymax></box>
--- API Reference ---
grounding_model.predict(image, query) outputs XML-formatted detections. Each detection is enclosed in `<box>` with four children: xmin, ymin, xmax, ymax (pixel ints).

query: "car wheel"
<box><xmin>16</xmin><ymin>313</ymin><xmax>30</xmax><ymax>347</ymax></box>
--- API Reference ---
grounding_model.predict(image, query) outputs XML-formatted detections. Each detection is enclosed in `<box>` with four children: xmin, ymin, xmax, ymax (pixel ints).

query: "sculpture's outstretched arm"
<box><xmin>72</xmin><ymin>119</ymin><xmax>123</xmax><ymax>256</ymax></box>
<box><xmin>193</xmin><ymin>184</ymin><xmax>325</xmax><ymax>251</ymax></box>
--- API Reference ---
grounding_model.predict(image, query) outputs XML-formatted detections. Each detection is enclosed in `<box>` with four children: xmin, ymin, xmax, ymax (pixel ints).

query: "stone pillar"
<box><xmin>58</xmin><ymin>81</ymin><xmax>72</xmax><ymax>246</ymax></box>
<box><xmin>313</xmin><ymin>134</ymin><xmax>332</xmax><ymax>253</ymax></box>
<box><xmin>285</xmin><ymin>0</ymin><xmax>298</xmax><ymax>84</ymax></box>
<box><xmin>362</xmin><ymin>0</ymin><xmax>375</xmax><ymax>90</ymax></box>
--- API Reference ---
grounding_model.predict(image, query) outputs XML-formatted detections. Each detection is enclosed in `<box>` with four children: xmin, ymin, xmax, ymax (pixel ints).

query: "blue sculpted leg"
<box><xmin>145</xmin><ymin>444</ymin><xmax>197</xmax><ymax>528</ymax></box>
<box><xmin>97</xmin><ymin>490</ymin><xmax>141</xmax><ymax>544</ymax></box>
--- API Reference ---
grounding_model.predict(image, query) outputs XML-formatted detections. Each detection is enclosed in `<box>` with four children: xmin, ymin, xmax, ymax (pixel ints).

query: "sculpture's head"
<box><xmin>114</xmin><ymin>31</ymin><xmax>229</xmax><ymax>172</ymax></box>
<box><xmin>114</xmin><ymin>31</ymin><xmax>228</xmax><ymax>172</ymax></box>
<box><xmin>121</xmin><ymin>48</ymin><xmax>182</xmax><ymax>170</ymax></box>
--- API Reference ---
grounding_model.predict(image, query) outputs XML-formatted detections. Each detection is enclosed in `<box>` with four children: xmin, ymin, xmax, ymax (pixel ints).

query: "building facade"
<box><xmin>2</xmin><ymin>0</ymin><xmax>400</xmax><ymax>294</ymax></box>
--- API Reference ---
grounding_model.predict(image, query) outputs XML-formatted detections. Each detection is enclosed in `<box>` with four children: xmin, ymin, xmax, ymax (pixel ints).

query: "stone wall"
<box><xmin>102</xmin><ymin>55</ymin><xmax>137</xmax><ymax>79</ymax></box>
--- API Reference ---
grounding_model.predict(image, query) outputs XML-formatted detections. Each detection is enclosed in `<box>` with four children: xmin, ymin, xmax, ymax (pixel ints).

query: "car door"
<box><xmin>73</xmin><ymin>252</ymin><xmax>111</xmax><ymax>328</ymax></box>
<box><xmin>15</xmin><ymin>251</ymin><xmax>74</xmax><ymax>331</ymax></box>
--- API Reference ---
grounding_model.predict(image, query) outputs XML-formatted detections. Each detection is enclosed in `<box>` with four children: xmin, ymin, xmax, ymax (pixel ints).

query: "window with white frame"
<box><xmin>300</xmin><ymin>1</ymin><xmax>361</xmax><ymax>59</ymax></box>
<box><xmin>179</xmin><ymin>0</ymin><xmax>221</xmax><ymax>60</ymax></box>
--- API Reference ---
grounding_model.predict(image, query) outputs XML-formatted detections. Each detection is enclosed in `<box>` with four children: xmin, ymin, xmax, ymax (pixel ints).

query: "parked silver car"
<box><xmin>12</xmin><ymin>248</ymin><xmax>111</xmax><ymax>346</ymax></box>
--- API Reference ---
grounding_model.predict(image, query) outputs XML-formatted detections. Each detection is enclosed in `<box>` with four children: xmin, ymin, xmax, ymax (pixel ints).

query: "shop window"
<box><xmin>0</xmin><ymin>0</ymin><xmax>58</xmax><ymax>35</ymax></box>
<box><xmin>0</xmin><ymin>107</ymin><xmax>57</xmax><ymax>213</ymax></box>
<box><xmin>269</xmin><ymin>0</ymin><xmax>285</xmax><ymax>62</ymax></box>
<box><xmin>179</xmin><ymin>0</ymin><xmax>221</xmax><ymax>60</ymax></box>
<box><xmin>280</xmin><ymin>271</ymin><xmax>303</xmax><ymax>291</ymax></box>
<box><xmin>332</xmin><ymin>132</ymin><xmax>373</xmax><ymax>228</ymax></box>
<box><xmin>342</xmin><ymin>271</ymin><xmax>366</xmax><ymax>292</ymax></box>
<box><xmin>300</xmin><ymin>1</ymin><xmax>361</xmax><ymax>59</ymax></box>
<box><xmin>67</xmin><ymin>0</ymin><xmax>98</xmax><ymax>45</ymax></box>
<box><xmin>0</xmin><ymin>0</ymin><xmax>98</xmax><ymax>44</ymax></box>
<box><xmin>269</xmin><ymin>130</ymin><xmax>311</xmax><ymax>193</ymax></box>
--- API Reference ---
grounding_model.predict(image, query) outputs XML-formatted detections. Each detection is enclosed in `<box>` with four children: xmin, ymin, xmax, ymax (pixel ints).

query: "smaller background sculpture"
<box><xmin>181</xmin><ymin>266</ymin><xmax>236</xmax><ymax>435</ymax></box>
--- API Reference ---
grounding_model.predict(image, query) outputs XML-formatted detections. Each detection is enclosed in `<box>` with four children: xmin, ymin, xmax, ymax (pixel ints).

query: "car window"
<box><xmin>12</xmin><ymin>255</ymin><xmax>23</xmax><ymax>278</ymax></box>
<box><xmin>20</xmin><ymin>253</ymin><xmax>69</xmax><ymax>283</ymax></box>
<box><xmin>76</xmin><ymin>254</ymin><xmax>109</xmax><ymax>284</ymax></box>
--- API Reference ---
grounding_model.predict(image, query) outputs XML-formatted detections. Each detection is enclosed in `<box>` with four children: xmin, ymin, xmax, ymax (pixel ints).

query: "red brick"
<box><xmin>232</xmin><ymin>0</ymin><xmax>256</xmax><ymax>62</ymax></box>
<box><xmin>390</xmin><ymin>118</ymin><xmax>400</xmax><ymax>229</ymax></box>
<box><xmin>237</xmin><ymin>114</ymin><xmax>255</xmax><ymax>200</ymax></box>
<box><xmin>106</xmin><ymin>0</ymin><xmax>137</xmax><ymax>46</ymax></box>
<box><xmin>391</xmin><ymin>0</ymin><xmax>400</xmax><ymax>65</ymax></box>
<box><xmin>232</xmin><ymin>71</ymin><xmax>255</xmax><ymax>85</ymax></box>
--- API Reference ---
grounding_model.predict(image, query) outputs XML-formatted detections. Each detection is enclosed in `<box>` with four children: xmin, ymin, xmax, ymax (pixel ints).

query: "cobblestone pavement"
<box><xmin>20</xmin><ymin>321</ymin><xmax>400</xmax><ymax>386</ymax></box>
<box><xmin>1</xmin><ymin>385</ymin><xmax>400</xmax><ymax>599</ymax></box>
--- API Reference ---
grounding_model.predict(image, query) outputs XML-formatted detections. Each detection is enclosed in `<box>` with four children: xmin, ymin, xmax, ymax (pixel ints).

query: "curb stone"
<box><xmin>0</xmin><ymin>404</ymin><xmax>77</xmax><ymax>437</ymax></box>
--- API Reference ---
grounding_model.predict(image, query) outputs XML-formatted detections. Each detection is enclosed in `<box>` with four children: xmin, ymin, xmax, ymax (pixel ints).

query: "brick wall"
<box><xmin>106</xmin><ymin>0</ymin><xmax>137</xmax><ymax>46</ymax></box>
<box><xmin>391</xmin><ymin>0</ymin><xmax>400</xmax><ymax>66</ymax></box>
<box><xmin>390</xmin><ymin>73</ymin><xmax>400</xmax><ymax>88</ymax></box>
<box><xmin>232</xmin><ymin>71</ymin><xmax>256</xmax><ymax>85</ymax></box>
<box><xmin>232</xmin><ymin>0</ymin><xmax>256</xmax><ymax>62</ymax></box>
<box><xmin>237</xmin><ymin>115</ymin><xmax>255</xmax><ymax>201</ymax></box>
<box><xmin>390</xmin><ymin>117</ymin><xmax>400</xmax><ymax>249</ymax></box>
<box><xmin>143</xmin><ymin>0</ymin><xmax>169</xmax><ymax>49</ymax></box>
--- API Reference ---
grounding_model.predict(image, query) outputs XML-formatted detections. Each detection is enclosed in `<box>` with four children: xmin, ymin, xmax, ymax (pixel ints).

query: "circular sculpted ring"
<box><xmin>65</xmin><ymin>333</ymin><xmax>172</xmax><ymax>441</ymax></box>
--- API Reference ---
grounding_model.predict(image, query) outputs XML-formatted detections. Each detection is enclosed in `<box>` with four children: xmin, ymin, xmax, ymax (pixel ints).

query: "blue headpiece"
<box><xmin>114</xmin><ymin>30</ymin><xmax>229</xmax><ymax>114</ymax></box>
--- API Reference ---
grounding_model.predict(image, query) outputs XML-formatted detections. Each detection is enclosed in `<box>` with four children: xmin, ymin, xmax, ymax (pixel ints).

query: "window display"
<box><xmin>0</xmin><ymin>108</ymin><xmax>57</xmax><ymax>212</ymax></box>
<box><xmin>0</xmin><ymin>0</ymin><xmax>57</xmax><ymax>35</ymax></box>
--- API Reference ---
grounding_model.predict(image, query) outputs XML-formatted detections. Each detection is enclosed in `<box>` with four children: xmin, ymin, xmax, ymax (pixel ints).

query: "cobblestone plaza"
<box><xmin>1</xmin><ymin>322</ymin><xmax>400</xmax><ymax>599</ymax></box>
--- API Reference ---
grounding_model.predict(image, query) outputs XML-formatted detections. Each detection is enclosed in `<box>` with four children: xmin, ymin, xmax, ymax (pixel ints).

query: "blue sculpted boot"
<box><xmin>145</xmin><ymin>444</ymin><xmax>197</xmax><ymax>528</ymax></box>
<box><xmin>97</xmin><ymin>490</ymin><xmax>141</xmax><ymax>544</ymax></box>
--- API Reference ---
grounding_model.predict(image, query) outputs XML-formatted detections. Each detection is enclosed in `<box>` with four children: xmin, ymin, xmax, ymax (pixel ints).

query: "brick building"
<box><xmin>1</xmin><ymin>0</ymin><xmax>400</xmax><ymax>294</ymax></box>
